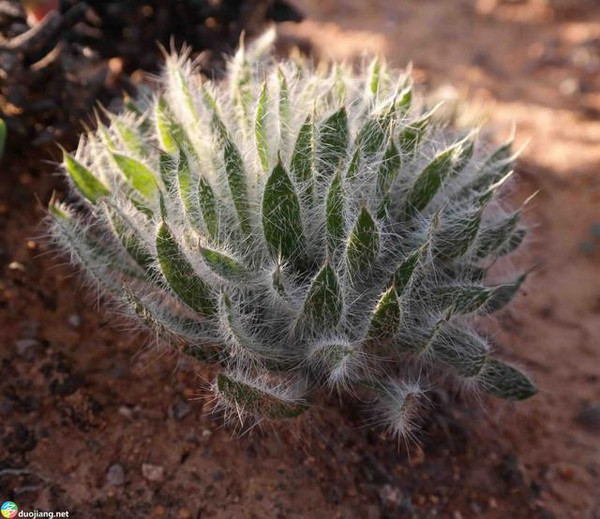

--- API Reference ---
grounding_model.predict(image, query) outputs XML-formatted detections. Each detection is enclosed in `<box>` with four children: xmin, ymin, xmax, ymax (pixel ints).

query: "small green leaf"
<box><xmin>201</xmin><ymin>246</ymin><xmax>247</xmax><ymax>280</ymax></box>
<box><xmin>406</xmin><ymin>143</ymin><xmax>458</xmax><ymax>212</ymax></box>
<box><xmin>435</xmin><ymin>207</ymin><xmax>483</xmax><ymax>259</ymax></box>
<box><xmin>346</xmin><ymin>206</ymin><xmax>379</xmax><ymax>273</ymax></box>
<box><xmin>317</xmin><ymin>107</ymin><xmax>348</xmax><ymax>180</ymax></box>
<box><xmin>357</xmin><ymin>107</ymin><xmax>392</xmax><ymax>156</ymax></box>
<box><xmin>290</xmin><ymin>114</ymin><xmax>315</xmax><ymax>188</ymax></box>
<box><xmin>113</xmin><ymin>119</ymin><xmax>145</xmax><ymax>157</ymax></box>
<box><xmin>159</xmin><ymin>151</ymin><xmax>176</xmax><ymax>193</ymax></box>
<box><xmin>156</xmin><ymin>222</ymin><xmax>216</xmax><ymax>316</ymax></box>
<box><xmin>394</xmin><ymin>84</ymin><xmax>412</xmax><ymax>116</ymax></box>
<box><xmin>262</xmin><ymin>161</ymin><xmax>306</xmax><ymax>263</ymax></box>
<box><xmin>368</xmin><ymin>285</ymin><xmax>401</xmax><ymax>342</ymax></box>
<box><xmin>326</xmin><ymin>171</ymin><xmax>345</xmax><ymax>253</ymax></box>
<box><xmin>278</xmin><ymin>67</ymin><xmax>291</xmax><ymax>130</ymax></box>
<box><xmin>398</xmin><ymin>110</ymin><xmax>432</xmax><ymax>155</ymax></box>
<box><xmin>345</xmin><ymin>148</ymin><xmax>361</xmax><ymax>182</ymax></box>
<box><xmin>202</xmin><ymin>85</ymin><xmax>228</xmax><ymax>141</ymax></box>
<box><xmin>376</xmin><ymin>139</ymin><xmax>401</xmax><ymax>218</ymax></box>
<box><xmin>448</xmin><ymin>133</ymin><xmax>476</xmax><ymax>180</ymax></box>
<box><xmin>303</xmin><ymin>262</ymin><xmax>343</xmax><ymax>329</ymax></box>
<box><xmin>497</xmin><ymin>228</ymin><xmax>527</xmax><ymax>257</ymax></box>
<box><xmin>113</xmin><ymin>153</ymin><xmax>158</xmax><ymax>200</ymax></box>
<box><xmin>480</xmin><ymin>273</ymin><xmax>527</xmax><ymax>314</ymax></box>
<box><xmin>432</xmin><ymin>285</ymin><xmax>493</xmax><ymax>315</ymax></box>
<box><xmin>475</xmin><ymin>212</ymin><xmax>521</xmax><ymax>258</ymax></box>
<box><xmin>430</xmin><ymin>325</ymin><xmax>488</xmax><ymax>377</ymax></box>
<box><xmin>216</xmin><ymin>374</ymin><xmax>308</xmax><ymax>419</ymax></box>
<box><xmin>198</xmin><ymin>176</ymin><xmax>219</xmax><ymax>241</ymax></box>
<box><xmin>367</xmin><ymin>57</ymin><xmax>381</xmax><ymax>97</ymax></box>
<box><xmin>479</xmin><ymin>359</ymin><xmax>537</xmax><ymax>400</ymax></box>
<box><xmin>224</xmin><ymin>137</ymin><xmax>251</xmax><ymax>233</ymax></box>
<box><xmin>392</xmin><ymin>240</ymin><xmax>429</xmax><ymax>295</ymax></box>
<box><xmin>63</xmin><ymin>151</ymin><xmax>110</xmax><ymax>204</ymax></box>
<box><xmin>255</xmin><ymin>81</ymin><xmax>270</xmax><ymax>171</ymax></box>
<box><xmin>155</xmin><ymin>97</ymin><xmax>182</xmax><ymax>154</ymax></box>
<box><xmin>105</xmin><ymin>204</ymin><xmax>154</xmax><ymax>272</ymax></box>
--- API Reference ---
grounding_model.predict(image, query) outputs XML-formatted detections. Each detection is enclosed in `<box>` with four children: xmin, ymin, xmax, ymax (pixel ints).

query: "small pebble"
<box><xmin>15</xmin><ymin>338</ymin><xmax>40</xmax><ymax>357</ymax></box>
<box><xmin>142</xmin><ymin>463</ymin><xmax>165</xmax><ymax>482</ymax></box>
<box><xmin>379</xmin><ymin>484</ymin><xmax>403</xmax><ymax>505</ymax></box>
<box><xmin>67</xmin><ymin>314</ymin><xmax>81</xmax><ymax>327</ymax></box>
<box><xmin>170</xmin><ymin>401</ymin><xmax>191</xmax><ymax>420</ymax></box>
<box><xmin>107</xmin><ymin>464</ymin><xmax>125</xmax><ymax>486</ymax></box>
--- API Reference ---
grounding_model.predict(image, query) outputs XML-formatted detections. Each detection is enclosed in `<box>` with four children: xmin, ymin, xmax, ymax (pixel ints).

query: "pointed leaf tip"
<box><xmin>63</xmin><ymin>151</ymin><xmax>110</xmax><ymax>204</ymax></box>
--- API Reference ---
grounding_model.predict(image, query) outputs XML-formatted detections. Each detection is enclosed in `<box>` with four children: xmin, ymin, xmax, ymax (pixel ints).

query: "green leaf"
<box><xmin>318</xmin><ymin>107</ymin><xmax>348</xmax><ymax>180</ymax></box>
<box><xmin>357</xmin><ymin>107</ymin><xmax>392</xmax><ymax>156</ymax></box>
<box><xmin>63</xmin><ymin>151</ymin><xmax>110</xmax><ymax>204</ymax></box>
<box><xmin>435</xmin><ymin>207</ymin><xmax>483</xmax><ymax>259</ymax></box>
<box><xmin>278</xmin><ymin>67</ymin><xmax>291</xmax><ymax>130</ymax></box>
<box><xmin>224</xmin><ymin>137</ymin><xmax>251</xmax><ymax>233</ymax></box>
<box><xmin>198</xmin><ymin>176</ymin><xmax>219</xmax><ymax>241</ymax></box>
<box><xmin>345</xmin><ymin>148</ymin><xmax>361</xmax><ymax>182</ymax></box>
<box><xmin>262</xmin><ymin>161</ymin><xmax>306</xmax><ymax>263</ymax></box>
<box><xmin>406</xmin><ymin>142</ymin><xmax>459</xmax><ymax>212</ymax></box>
<box><xmin>158</xmin><ymin>151</ymin><xmax>176</xmax><ymax>193</ymax></box>
<box><xmin>216</xmin><ymin>374</ymin><xmax>308</xmax><ymax>419</ymax></box>
<box><xmin>255</xmin><ymin>81</ymin><xmax>269</xmax><ymax>171</ymax></box>
<box><xmin>367</xmin><ymin>57</ymin><xmax>381</xmax><ymax>96</ymax></box>
<box><xmin>479</xmin><ymin>359</ymin><xmax>537</xmax><ymax>400</ymax></box>
<box><xmin>290</xmin><ymin>114</ymin><xmax>315</xmax><ymax>188</ymax></box>
<box><xmin>201</xmin><ymin>246</ymin><xmax>247</xmax><ymax>280</ymax></box>
<box><xmin>303</xmin><ymin>262</ymin><xmax>343</xmax><ymax>329</ymax></box>
<box><xmin>368</xmin><ymin>285</ymin><xmax>401</xmax><ymax>342</ymax></box>
<box><xmin>105</xmin><ymin>204</ymin><xmax>154</xmax><ymax>272</ymax></box>
<box><xmin>113</xmin><ymin>119</ymin><xmax>145</xmax><ymax>157</ymax></box>
<box><xmin>156</xmin><ymin>222</ymin><xmax>216</xmax><ymax>316</ymax></box>
<box><xmin>448</xmin><ymin>133</ymin><xmax>476</xmax><ymax>180</ymax></box>
<box><xmin>398</xmin><ymin>110</ymin><xmax>432</xmax><ymax>155</ymax></box>
<box><xmin>475</xmin><ymin>212</ymin><xmax>521</xmax><ymax>258</ymax></box>
<box><xmin>376</xmin><ymin>139</ymin><xmax>401</xmax><ymax>218</ymax></box>
<box><xmin>430</xmin><ymin>325</ymin><xmax>488</xmax><ymax>377</ymax></box>
<box><xmin>113</xmin><ymin>153</ymin><xmax>158</xmax><ymax>200</ymax></box>
<box><xmin>497</xmin><ymin>228</ymin><xmax>527</xmax><ymax>257</ymax></box>
<box><xmin>203</xmin><ymin>85</ymin><xmax>228</xmax><ymax>141</ymax></box>
<box><xmin>480</xmin><ymin>273</ymin><xmax>527</xmax><ymax>314</ymax></box>
<box><xmin>176</xmin><ymin>151</ymin><xmax>197</xmax><ymax>222</ymax></box>
<box><xmin>326</xmin><ymin>171</ymin><xmax>345</xmax><ymax>253</ymax></box>
<box><xmin>125</xmin><ymin>289</ymin><xmax>215</xmax><ymax>344</ymax></box>
<box><xmin>432</xmin><ymin>285</ymin><xmax>493</xmax><ymax>315</ymax></box>
<box><xmin>392</xmin><ymin>243</ymin><xmax>427</xmax><ymax>295</ymax></box>
<box><xmin>394</xmin><ymin>84</ymin><xmax>412</xmax><ymax>116</ymax></box>
<box><xmin>346</xmin><ymin>206</ymin><xmax>379</xmax><ymax>273</ymax></box>
<box><xmin>155</xmin><ymin>97</ymin><xmax>182</xmax><ymax>154</ymax></box>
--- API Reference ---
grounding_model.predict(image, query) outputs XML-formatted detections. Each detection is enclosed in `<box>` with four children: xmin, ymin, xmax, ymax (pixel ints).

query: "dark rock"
<box><xmin>575</xmin><ymin>403</ymin><xmax>600</xmax><ymax>433</ymax></box>
<box><xmin>170</xmin><ymin>401</ymin><xmax>191</xmax><ymax>421</ymax></box>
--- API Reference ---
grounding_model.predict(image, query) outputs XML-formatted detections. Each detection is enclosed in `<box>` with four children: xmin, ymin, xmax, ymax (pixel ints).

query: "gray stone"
<box><xmin>107</xmin><ymin>464</ymin><xmax>125</xmax><ymax>486</ymax></box>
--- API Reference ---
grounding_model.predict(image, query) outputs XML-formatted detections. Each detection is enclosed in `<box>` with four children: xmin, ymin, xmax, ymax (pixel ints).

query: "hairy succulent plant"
<box><xmin>49</xmin><ymin>35</ymin><xmax>537</xmax><ymax>438</ymax></box>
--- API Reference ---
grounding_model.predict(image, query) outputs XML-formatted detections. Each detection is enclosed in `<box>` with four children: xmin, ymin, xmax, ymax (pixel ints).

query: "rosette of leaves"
<box><xmin>49</xmin><ymin>37</ymin><xmax>536</xmax><ymax>438</ymax></box>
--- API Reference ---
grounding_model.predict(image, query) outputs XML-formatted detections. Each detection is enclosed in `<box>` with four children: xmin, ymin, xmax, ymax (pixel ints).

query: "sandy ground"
<box><xmin>1</xmin><ymin>0</ymin><xmax>599</xmax><ymax>517</ymax></box>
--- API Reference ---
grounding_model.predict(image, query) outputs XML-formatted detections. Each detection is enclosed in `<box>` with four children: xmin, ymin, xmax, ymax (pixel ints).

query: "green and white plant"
<box><xmin>49</xmin><ymin>35</ymin><xmax>536</xmax><ymax>438</ymax></box>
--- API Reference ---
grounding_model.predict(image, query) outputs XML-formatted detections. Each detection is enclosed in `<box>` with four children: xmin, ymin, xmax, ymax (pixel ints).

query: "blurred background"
<box><xmin>1</xmin><ymin>1</ymin><xmax>599</xmax><ymax>517</ymax></box>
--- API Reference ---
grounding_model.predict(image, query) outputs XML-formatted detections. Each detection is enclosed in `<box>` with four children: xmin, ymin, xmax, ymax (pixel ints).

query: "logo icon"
<box><xmin>0</xmin><ymin>501</ymin><xmax>18</xmax><ymax>519</ymax></box>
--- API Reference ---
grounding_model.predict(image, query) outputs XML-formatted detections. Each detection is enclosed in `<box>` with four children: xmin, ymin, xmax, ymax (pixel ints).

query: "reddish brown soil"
<box><xmin>1</xmin><ymin>1</ymin><xmax>599</xmax><ymax>518</ymax></box>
